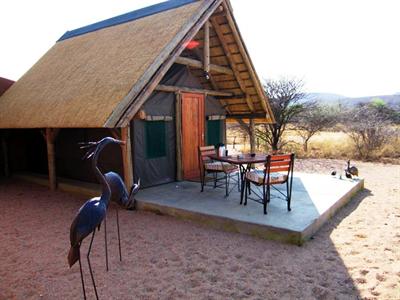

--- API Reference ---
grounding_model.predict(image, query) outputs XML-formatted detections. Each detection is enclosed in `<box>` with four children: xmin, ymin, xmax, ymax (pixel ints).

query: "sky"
<box><xmin>0</xmin><ymin>0</ymin><xmax>399</xmax><ymax>97</ymax></box>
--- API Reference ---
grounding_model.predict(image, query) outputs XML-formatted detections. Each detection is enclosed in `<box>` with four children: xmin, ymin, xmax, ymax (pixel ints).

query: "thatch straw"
<box><xmin>0</xmin><ymin>2</ymin><xmax>202</xmax><ymax>128</ymax></box>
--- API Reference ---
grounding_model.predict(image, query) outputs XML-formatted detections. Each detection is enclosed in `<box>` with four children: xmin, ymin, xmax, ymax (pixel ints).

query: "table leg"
<box><xmin>239</xmin><ymin>165</ymin><xmax>246</xmax><ymax>204</ymax></box>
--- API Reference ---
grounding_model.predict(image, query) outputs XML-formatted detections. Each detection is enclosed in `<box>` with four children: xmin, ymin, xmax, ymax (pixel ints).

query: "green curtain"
<box><xmin>145</xmin><ymin>121</ymin><xmax>166</xmax><ymax>159</ymax></box>
<box><xmin>207</xmin><ymin>120</ymin><xmax>222</xmax><ymax>147</ymax></box>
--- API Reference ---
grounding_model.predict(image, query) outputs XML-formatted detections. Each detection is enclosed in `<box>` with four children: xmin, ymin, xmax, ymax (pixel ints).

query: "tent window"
<box><xmin>207</xmin><ymin>120</ymin><xmax>222</xmax><ymax>148</ymax></box>
<box><xmin>145</xmin><ymin>121</ymin><xmax>166</xmax><ymax>159</ymax></box>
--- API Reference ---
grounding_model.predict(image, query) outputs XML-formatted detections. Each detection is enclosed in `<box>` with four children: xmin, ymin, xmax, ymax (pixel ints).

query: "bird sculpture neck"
<box><xmin>92</xmin><ymin>146</ymin><xmax>111</xmax><ymax>205</ymax></box>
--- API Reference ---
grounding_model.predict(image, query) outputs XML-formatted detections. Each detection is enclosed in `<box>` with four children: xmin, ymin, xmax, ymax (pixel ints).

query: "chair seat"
<box><xmin>205</xmin><ymin>162</ymin><xmax>238</xmax><ymax>173</ymax></box>
<box><xmin>246</xmin><ymin>170</ymin><xmax>288</xmax><ymax>185</ymax></box>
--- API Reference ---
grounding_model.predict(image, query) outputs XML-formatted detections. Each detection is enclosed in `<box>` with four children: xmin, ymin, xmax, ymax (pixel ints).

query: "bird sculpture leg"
<box><xmin>116</xmin><ymin>207</ymin><xmax>122</xmax><ymax>261</ymax></box>
<box><xmin>87</xmin><ymin>230</ymin><xmax>99</xmax><ymax>300</ymax></box>
<box><xmin>78</xmin><ymin>247</ymin><xmax>87</xmax><ymax>300</ymax></box>
<box><xmin>104</xmin><ymin>216</ymin><xmax>109</xmax><ymax>272</ymax></box>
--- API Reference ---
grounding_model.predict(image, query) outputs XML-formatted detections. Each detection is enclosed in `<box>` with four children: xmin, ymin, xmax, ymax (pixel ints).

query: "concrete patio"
<box><xmin>135</xmin><ymin>173</ymin><xmax>364</xmax><ymax>245</ymax></box>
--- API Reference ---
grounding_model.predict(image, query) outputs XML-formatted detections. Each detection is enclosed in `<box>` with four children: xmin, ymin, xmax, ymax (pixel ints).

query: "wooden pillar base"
<box><xmin>121</xmin><ymin>126</ymin><xmax>134</xmax><ymax>191</ymax></box>
<box><xmin>45</xmin><ymin>128</ymin><xmax>60</xmax><ymax>190</ymax></box>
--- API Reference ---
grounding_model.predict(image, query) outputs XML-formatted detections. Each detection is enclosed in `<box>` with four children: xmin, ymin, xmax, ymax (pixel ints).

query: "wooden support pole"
<box><xmin>175</xmin><ymin>93</ymin><xmax>183</xmax><ymax>181</ymax></box>
<box><xmin>203</xmin><ymin>21</ymin><xmax>210</xmax><ymax>74</ymax></box>
<box><xmin>108</xmin><ymin>128</ymin><xmax>120</xmax><ymax>140</ymax></box>
<box><xmin>175</xmin><ymin>56</ymin><xmax>234</xmax><ymax>76</ymax></box>
<box><xmin>45</xmin><ymin>128</ymin><xmax>59</xmax><ymax>191</ymax></box>
<box><xmin>249</xmin><ymin>119</ymin><xmax>255</xmax><ymax>153</ymax></box>
<box><xmin>121</xmin><ymin>126</ymin><xmax>134</xmax><ymax>191</ymax></box>
<box><xmin>156</xmin><ymin>84</ymin><xmax>233</xmax><ymax>97</ymax></box>
<box><xmin>1</xmin><ymin>136</ymin><xmax>9</xmax><ymax>177</ymax></box>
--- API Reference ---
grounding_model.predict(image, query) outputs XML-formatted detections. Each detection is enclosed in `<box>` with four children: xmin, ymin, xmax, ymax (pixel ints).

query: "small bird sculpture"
<box><xmin>69</xmin><ymin>137</ymin><xmax>124</xmax><ymax>300</ymax></box>
<box><xmin>347</xmin><ymin>160</ymin><xmax>359</xmax><ymax>177</ymax></box>
<box><xmin>345</xmin><ymin>169</ymin><xmax>353</xmax><ymax>179</ymax></box>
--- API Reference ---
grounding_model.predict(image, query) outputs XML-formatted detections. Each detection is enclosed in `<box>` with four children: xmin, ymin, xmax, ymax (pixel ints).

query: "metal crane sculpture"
<box><xmin>68</xmin><ymin>137</ymin><xmax>124</xmax><ymax>300</ymax></box>
<box><xmin>103</xmin><ymin>172</ymin><xmax>140</xmax><ymax>270</ymax></box>
<box><xmin>79</xmin><ymin>139</ymin><xmax>140</xmax><ymax>271</ymax></box>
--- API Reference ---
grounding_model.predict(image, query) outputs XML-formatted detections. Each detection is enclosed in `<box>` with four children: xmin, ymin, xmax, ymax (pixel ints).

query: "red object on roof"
<box><xmin>184</xmin><ymin>40</ymin><xmax>200</xmax><ymax>50</ymax></box>
<box><xmin>0</xmin><ymin>77</ymin><xmax>14</xmax><ymax>96</ymax></box>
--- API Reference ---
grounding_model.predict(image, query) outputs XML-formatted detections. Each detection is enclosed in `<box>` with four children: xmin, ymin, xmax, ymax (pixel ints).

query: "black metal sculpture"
<box><xmin>103</xmin><ymin>172</ymin><xmax>140</xmax><ymax>270</ymax></box>
<box><xmin>68</xmin><ymin>137</ymin><xmax>140</xmax><ymax>299</ymax></box>
<box><xmin>346</xmin><ymin>160</ymin><xmax>359</xmax><ymax>178</ymax></box>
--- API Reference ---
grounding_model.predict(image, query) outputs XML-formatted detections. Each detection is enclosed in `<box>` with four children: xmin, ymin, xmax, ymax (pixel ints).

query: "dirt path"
<box><xmin>0</xmin><ymin>159</ymin><xmax>399</xmax><ymax>299</ymax></box>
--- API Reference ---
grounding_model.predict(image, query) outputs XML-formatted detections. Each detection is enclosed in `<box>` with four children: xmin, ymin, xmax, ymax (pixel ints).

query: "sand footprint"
<box><xmin>376</xmin><ymin>273</ymin><xmax>386</xmax><ymax>282</ymax></box>
<box><xmin>359</xmin><ymin>269</ymin><xmax>369</xmax><ymax>276</ymax></box>
<box><xmin>354</xmin><ymin>278</ymin><xmax>367</xmax><ymax>284</ymax></box>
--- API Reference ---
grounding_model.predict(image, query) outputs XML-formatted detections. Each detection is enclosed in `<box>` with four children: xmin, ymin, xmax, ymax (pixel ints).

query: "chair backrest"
<box><xmin>264</xmin><ymin>153</ymin><xmax>295</xmax><ymax>182</ymax></box>
<box><xmin>198</xmin><ymin>145</ymin><xmax>216</xmax><ymax>166</ymax></box>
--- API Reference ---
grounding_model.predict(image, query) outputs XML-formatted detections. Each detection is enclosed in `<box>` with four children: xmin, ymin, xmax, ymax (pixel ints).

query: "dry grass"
<box><xmin>227</xmin><ymin>127</ymin><xmax>400</xmax><ymax>163</ymax></box>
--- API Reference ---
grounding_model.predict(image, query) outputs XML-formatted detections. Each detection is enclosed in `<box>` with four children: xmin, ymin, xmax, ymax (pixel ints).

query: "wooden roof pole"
<box><xmin>210</xmin><ymin>17</ymin><xmax>254</xmax><ymax>113</ymax></box>
<box><xmin>121</xmin><ymin>126</ymin><xmax>134</xmax><ymax>191</ymax></box>
<box><xmin>155</xmin><ymin>84</ymin><xmax>233</xmax><ymax>97</ymax></box>
<box><xmin>175</xmin><ymin>93</ymin><xmax>183</xmax><ymax>181</ymax></box>
<box><xmin>203</xmin><ymin>21</ymin><xmax>210</xmax><ymax>74</ymax></box>
<box><xmin>108</xmin><ymin>127</ymin><xmax>133</xmax><ymax>190</ymax></box>
<box><xmin>249</xmin><ymin>118</ymin><xmax>255</xmax><ymax>153</ymax></box>
<box><xmin>45</xmin><ymin>128</ymin><xmax>60</xmax><ymax>191</ymax></box>
<box><xmin>175</xmin><ymin>56</ymin><xmax>233</xmax><ymax>76</ymax></box>
<box><xmin>221</xmin><ymin>2</ymin><xmax>275</xmax><ymax>122</ymax></box>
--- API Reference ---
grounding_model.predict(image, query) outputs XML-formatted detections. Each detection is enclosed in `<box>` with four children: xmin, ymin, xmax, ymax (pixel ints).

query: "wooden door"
<box><xmin>181</xmin><ymin>93</ymin><xmax>205</xmax><ymax>180</ymax></box>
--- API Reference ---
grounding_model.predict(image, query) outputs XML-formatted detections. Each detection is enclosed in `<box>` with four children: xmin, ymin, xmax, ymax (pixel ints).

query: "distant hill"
<box><xmin>306</xmin><ymin>93</ymin><xmax>400</xmax><ymax>107</ymax></box>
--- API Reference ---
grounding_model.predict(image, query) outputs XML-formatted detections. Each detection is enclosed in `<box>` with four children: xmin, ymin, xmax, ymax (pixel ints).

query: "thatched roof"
<box><xmin>0</xmin><ymin>0</ymin><xmax>274</xmax><ymax>128</ymax></box>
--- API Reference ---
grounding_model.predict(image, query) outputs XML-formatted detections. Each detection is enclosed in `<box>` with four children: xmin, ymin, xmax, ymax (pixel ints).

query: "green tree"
<box><xmin>256</xmin><ymin>78</ymin><xmax>307</xmax><ymax>151</ymax></box>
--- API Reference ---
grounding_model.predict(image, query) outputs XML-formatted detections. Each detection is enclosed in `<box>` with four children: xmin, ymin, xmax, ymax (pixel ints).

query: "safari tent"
<box><xmin>0</xmin><ymin>0</ymin><xmax>274</xmax><ymax>190</ymax></box>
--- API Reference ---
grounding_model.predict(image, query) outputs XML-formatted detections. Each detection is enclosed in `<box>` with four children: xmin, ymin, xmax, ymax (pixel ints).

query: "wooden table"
<box><xmin>209</xmin><ymin>154</ymin><xmax>267</xmax><ymax>203</ymax></box>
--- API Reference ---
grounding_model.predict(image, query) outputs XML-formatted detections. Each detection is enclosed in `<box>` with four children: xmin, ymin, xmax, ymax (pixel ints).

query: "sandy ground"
<box><xmin>0</xmin><ymin>159</ymin><xmax>399</xmax><ymax>300</ymax></box>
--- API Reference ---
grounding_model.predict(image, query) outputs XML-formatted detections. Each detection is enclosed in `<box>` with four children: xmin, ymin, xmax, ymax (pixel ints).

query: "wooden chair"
<box><xmin>198</xmin><ymin>146</ymin><xmax>239</xmax><ymax>197</ymax></box>
<box><xmin>244</xmin><ymin>154</ymin><xmax>295</xmax><ymax>214</ymax></box>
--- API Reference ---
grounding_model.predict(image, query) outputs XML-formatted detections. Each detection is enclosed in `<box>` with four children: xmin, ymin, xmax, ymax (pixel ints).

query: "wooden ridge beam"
<box><xmin>216</xmin><ymin>95</ymin><xmax>245</xmax><ymax>100</ymax></box>
<box><xmin>175</xmin><ymin>56</ymin><xmax>234</xmax><ymax>76</ymax></box>
<box><xmin>156</xmin><ymin>84</ymin><xmax>233</xmax><ymax>97</ymax></box>
<box><xmin>210</xmin><ymin>17</ymin><xmax>254</xmax><ymax>112</ymax></box>
<box><xmin>226</xmin><ymin>113</ymin><xmax>269</xmax><ymax>119</ymax></box>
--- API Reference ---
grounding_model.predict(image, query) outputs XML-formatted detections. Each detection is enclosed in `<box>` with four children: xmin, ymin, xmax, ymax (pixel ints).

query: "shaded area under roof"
<box><xmin>0</xmin><ymin>77</ymin><xmax>14</xmax><ymax>97</ymax></box>
<box><xmin>58</xmin><ymin>0</ymin><xmax>198</xmax><ymax>41</ymax></box>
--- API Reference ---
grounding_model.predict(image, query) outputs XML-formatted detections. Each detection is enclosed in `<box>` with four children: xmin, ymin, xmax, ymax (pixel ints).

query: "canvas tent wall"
<box><xmin>134</xmin><ymin>64</ymin><xmax>225</xmax><ymax>188</ymax></box>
